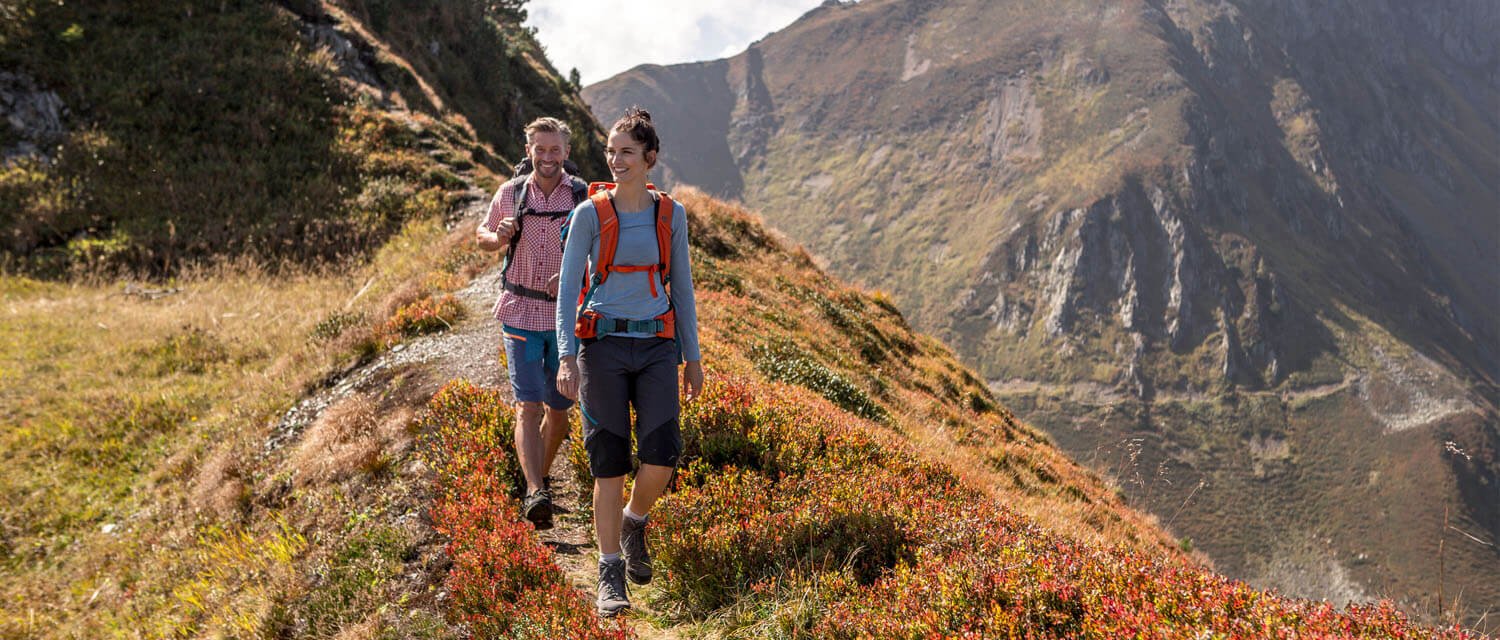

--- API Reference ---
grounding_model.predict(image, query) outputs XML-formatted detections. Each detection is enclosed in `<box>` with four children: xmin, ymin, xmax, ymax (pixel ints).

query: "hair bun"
<box><xmin>627</xmin><ymin>106</ymin><xmax>652</xmax><ymax>123</ymax></box>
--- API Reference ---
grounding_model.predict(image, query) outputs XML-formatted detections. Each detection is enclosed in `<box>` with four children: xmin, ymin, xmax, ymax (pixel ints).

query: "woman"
<box><xmin>555</xmin><ymin>107</ymin><xmax>704</xmax><ymax>618</ymax></box>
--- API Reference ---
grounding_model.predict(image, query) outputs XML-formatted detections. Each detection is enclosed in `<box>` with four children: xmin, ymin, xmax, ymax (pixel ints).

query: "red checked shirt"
<box><xmin>481</xmin><ymin>171</ymin><xmax>580</xmax><ymax>332</ymax></box>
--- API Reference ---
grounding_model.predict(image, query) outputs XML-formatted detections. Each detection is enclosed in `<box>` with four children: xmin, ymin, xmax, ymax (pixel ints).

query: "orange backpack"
<box><xmin>571</xmin><ymin>182</ymin><xmax>676</xmax><ymax>340</ymax></box>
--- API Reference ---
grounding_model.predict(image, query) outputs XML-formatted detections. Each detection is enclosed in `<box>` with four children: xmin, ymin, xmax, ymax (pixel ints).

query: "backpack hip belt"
<box><xmin>575</xmin><ymin>308</ymin><xmax>676</xmax><ymax>340</ymax></box>
<box><xmin>502</xmin><ymin>280</ymin><xmax>557</xmax><ymax>302</ymax></box>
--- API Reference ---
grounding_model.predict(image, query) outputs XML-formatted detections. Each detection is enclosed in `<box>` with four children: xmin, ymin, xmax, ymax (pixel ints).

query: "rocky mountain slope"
<box><xmin>584</xmin><ymin>0</ymin><xmax>1500</xmax><ymax>624</ymax></box>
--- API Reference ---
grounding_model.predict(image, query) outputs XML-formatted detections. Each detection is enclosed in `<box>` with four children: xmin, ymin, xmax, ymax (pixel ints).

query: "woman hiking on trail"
<box><xmin>555</xmin><ymin>107</ymin><xmax>704</xmax><ymax>618</ymax></box>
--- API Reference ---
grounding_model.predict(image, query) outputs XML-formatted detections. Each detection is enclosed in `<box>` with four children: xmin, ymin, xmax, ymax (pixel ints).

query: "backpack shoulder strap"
<box><xmin>654</xmin><ymin>191</ymin><xmax>674</xmax><ymax>277</ymax></box>
<box><xmin>589</xmin><ymin>191</ymin><xmax>620</xmax><ymax>289</ymax></box>
<box><xmin>511</xmin><ymin>176</ymin><xmax>535</xmax><ymax>216</ymax></box>
<box><xmin>501</xmin><ymin>175</ymin><xmax>530</xmax><ymax>281</ymax></box>
<box><xmin>567</xmin><ymin>176</ymin><xmax>589</xmax><ymax>204</ymax></box>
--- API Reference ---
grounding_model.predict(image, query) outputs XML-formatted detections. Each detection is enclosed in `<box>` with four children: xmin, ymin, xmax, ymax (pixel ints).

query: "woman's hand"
<box><xmin>682</xmin><ymin>360</ymin><xmax>704</xmax><ymax>403</ymax></box>
<box><xmin>557</xmin><ymin>356</ymin><xmax>580</xmax><ymax>400</ymax></box>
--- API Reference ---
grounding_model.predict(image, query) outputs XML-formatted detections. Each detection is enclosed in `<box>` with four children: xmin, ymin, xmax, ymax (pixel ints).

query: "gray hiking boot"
<box><xmin>620</xmin><ymin>515</ymin><xmax>652</xmax><ymax>585</ymax></box>
<box><xmin>596</xmin><ymin>558</ymin><xmax>631</xmax><ymax>617</ymax></box>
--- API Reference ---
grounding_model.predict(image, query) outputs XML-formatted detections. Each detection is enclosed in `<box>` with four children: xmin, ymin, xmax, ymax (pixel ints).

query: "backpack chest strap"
<box><xmin>604</xmin><ymin>264</ymin><xmax>663</xmax><ymax>297</ymax></box>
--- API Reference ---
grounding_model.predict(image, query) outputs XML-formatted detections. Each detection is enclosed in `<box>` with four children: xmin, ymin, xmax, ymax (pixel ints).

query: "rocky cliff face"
<box><xmin>586</xmin><ymin>0</ymin><xmax>1499</xmax><ymax>625</ymax></box>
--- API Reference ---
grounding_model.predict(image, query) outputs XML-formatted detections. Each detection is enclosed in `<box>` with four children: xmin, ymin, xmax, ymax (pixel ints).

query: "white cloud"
<box><xmin>526</xmin><ymin>0</ymin><xmax>826</xmax><ymax>86</ymax></box>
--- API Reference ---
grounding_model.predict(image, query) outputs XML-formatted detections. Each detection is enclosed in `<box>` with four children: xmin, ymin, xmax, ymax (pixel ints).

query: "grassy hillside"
<box><xmin>0</xmin><ymin>0</ymin><xmax>604</xmax><ymax>277</ymax></box>
<box><xmin>0</xmin><ymin>216</ymin><xmax>486</xmax><ymax>636</ymax></box>
<box><xmin>402</xmin><ymin>188</ymin><xmax>1476</xmax><ymax>637</ymax></box>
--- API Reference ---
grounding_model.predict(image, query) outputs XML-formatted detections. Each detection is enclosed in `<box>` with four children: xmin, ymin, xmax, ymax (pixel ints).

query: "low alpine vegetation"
<box><xmin>418</xmin><ymin>381</ymin><xmax>628</xmax><ymax>639</ymax></box>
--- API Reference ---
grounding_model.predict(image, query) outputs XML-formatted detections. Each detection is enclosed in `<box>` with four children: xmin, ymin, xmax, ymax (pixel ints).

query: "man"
<box><xmin>475</xmin><ymin>117</ymin><xmax>588</xmax><ymax>530</ymax></box>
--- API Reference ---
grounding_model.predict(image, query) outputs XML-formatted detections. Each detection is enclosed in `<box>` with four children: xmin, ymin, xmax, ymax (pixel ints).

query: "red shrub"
<box><xmin>420</xmin><ymin>380</ymin><xmax>631</xmax><ymax>639</ymax></box>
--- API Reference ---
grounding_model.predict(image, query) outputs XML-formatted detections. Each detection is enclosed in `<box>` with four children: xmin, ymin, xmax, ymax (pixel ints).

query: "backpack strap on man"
<box><xmin>500</xmin><ymin>173</ymin><xmax>586</xmax><ymax>303</ymax></box>
<box><xmin>499</xmin><ymin>175</ymin><xmax>530</xmax><ymax>286</ymax></box>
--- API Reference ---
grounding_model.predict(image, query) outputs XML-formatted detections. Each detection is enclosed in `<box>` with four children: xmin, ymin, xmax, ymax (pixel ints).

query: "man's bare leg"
<box><xmin>541</xmin><ymin>407</ymin><xmax>571</xmax><ymax>480</ymax></box>
<box><xmin>515</xmin><ymin>401</ymin><xmax>547</xmax><ymax>494</ymax></box>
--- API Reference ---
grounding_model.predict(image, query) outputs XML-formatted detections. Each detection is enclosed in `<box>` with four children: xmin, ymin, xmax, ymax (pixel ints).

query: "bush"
<box><xmin>750</xmin><ymin>340</ymin><xmax>888</xmax><ymax>424</ymax></box>
<box><xmin>679</xmin><ymin>376</ymin><xmax>895</xmax><ymax>481</ymax></box>
<box><xmin>652</xmin><ymin>469</ymin><xmax>916</xmax><ymax>616</ymax></box>
<box><xmin>377</xmin><ymin>294</ymin><xmax>465</xmax><ymax>344</ymax></box>
<box><xmin>417</xmin><ymin>381</ymin><xmax>629</xmax><ymax>639</ymax></box>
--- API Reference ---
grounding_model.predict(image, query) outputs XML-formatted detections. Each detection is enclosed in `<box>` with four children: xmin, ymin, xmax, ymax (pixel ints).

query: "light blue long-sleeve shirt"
<box><xmin>556</xmin><ymin>196</ymin><xmax>701</xmax><ymax>361</ymax></box>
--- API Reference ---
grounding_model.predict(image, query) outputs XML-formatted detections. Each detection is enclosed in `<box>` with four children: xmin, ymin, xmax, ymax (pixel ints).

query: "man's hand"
<box><xmin>557</xmin><ymin>356</ymin><xmax>580</xmax><ymax>400</ymax></box>
<box><xmin>494</xmin><ymin>216</ymin><xmax>517</xmax><ymax>243</ymax></box>
<box><xmin>476</xmin><ymin>217</ymin><xmax>518</xmax><ymax>252</ymax></box>
<box><xmin>682</xmin><ymin>360</ymin><xmax>704</xmax><ymax>403</ymax></box>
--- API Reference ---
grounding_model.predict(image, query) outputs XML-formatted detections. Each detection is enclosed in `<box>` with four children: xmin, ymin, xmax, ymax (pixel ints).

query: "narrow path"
<box><xmin>269</xmin><ymin>245</ymin><xmax>689</xmax><ymax>636</ymax></box>
<box><xmin>445</xmin><ymin>259</ymin><xmax>688</xmax><ymax>637</ymax></box>
<box><xmin>538</xmin><ymin>449</ymin><xmax>687</xmax><ymax>639</ymax></box>
<box><xmin>988</xmin><ymin>377</ymin><xmax>1354</xmax><ymax>407</ymax></box>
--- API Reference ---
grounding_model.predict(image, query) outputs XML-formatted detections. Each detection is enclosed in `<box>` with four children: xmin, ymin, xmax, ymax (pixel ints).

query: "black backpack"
<box><xmin>500</xmin><ymin>158</ymin><xmax>588</xmax><ymax>302</ymax></box>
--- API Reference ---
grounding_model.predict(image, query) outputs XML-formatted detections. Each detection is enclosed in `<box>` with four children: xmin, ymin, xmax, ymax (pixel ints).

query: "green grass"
<box><xmin>0</xmin><ymin>0</ymin><xmax>604</xmax><ymax>277</ymax></box>
<box><xmin>750</xmin><ymin>338</ymin><xmax>890</xmax><ymax>425</ymax></box>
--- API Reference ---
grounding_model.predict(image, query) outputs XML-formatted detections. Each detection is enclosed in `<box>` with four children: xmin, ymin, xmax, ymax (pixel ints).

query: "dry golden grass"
<box><xmin>191</xmin><ymin>446</ymin><xmax>251</xmax><ymax>520</ymax></box>
<box><xmin>290</xmin><ymin>394</ymin><xmax>417</xmax><ymax>488</ymax></box>
<box><xmin>0</xmin><ymin>211</ymin><xmax>466</xmax><ymax>637</ymax></box>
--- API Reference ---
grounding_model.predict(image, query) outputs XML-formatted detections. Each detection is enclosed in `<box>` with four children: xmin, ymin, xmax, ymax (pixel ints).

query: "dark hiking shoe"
<box><xmin>620</xmin><ymin>515</ymin><xmax>652</xmax><ymax>585</ymax></box>
<box><xmin>522</xmin><ymin>489</ymin><xmax>553</xmax><ymax>530</ymax></box>
<box><xmin>596</xmin><ymin>558</ymin><xmax>631</xmax><ymax>617</ymax></box>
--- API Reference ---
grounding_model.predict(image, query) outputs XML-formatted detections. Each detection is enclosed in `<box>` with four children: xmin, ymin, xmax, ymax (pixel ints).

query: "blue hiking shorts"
<box><xmin>502</xmin><ymin>324</ymin><xmax>574</xmax><ymax>411</ymax></box>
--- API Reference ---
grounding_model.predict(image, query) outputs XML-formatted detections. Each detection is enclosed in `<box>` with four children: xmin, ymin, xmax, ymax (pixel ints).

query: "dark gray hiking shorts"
<box><xmin>577</xmin><ymin>335</ymin><xmax>682</xmax><ymax>478</ymax></box>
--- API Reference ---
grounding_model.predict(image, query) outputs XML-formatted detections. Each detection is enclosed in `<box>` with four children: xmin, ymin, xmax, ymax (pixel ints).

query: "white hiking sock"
<box><xmin>600</xmin><ymin>552</ymin><xmax>622</xmax><ymax>564</ymax></box>
<box><xmin>623</xmin><ymin>506</ymin><xmax>647</xmax><ymax>523</ymax></box>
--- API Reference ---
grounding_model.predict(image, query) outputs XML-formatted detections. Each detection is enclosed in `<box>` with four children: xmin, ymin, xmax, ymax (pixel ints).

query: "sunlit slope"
<box><xmin>413</xmin><ymin>186</ymin><xmax>1472</xmax><ymax>637</ymax></box>
<box><xmin>584</xmin><ymin>0</ymin><xmax>1500</xmax><ymax>621</ymax></box>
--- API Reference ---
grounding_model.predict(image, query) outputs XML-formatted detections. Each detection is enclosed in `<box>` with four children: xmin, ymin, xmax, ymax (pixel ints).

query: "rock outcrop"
<box><xmin>0</xmin><ymin>71</ymin><xmax>66</xmax><ymax>161</ymax></box>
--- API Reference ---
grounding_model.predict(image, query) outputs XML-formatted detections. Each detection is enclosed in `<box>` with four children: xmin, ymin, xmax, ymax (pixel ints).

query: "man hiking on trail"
<box><xmin>475</xmin><ymin>116</ymin><xmax>588</xmax><ymax>531</ymax></box>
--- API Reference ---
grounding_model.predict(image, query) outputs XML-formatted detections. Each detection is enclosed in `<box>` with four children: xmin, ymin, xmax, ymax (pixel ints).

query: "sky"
<box><xmin>525</xmin><ymin>0</ymin><xmax>828</xmax><ymax>87</ymax></box>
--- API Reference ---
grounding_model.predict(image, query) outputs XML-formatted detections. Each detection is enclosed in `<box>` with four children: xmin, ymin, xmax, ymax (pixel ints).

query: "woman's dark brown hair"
<box><xmin>610</xmin><ymin>107</ymin><xmax>659</xmax><ymax>166</ymax></box>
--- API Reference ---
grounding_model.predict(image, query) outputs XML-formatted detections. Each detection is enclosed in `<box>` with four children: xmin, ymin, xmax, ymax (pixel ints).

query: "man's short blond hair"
<box><xmin>525</xmin><ymin>117</ymin><xmax>571</xmax><ymax>144</ymax></box>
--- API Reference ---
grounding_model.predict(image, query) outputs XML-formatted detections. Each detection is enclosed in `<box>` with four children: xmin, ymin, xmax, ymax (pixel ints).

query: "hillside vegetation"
<box><xmin>0</xmin><ymin>0</ymin><xmax>604</xmax><ymax>276</ymax></box>
<box><xmin>583</xmin><ymin>0</ymin><xmax>1500</xmax><ymax>620</ymax></box>
<box><xmin>396</xmin><ymin>188</ymin><xmax>1476</xmax><ymax>637</ymax></box>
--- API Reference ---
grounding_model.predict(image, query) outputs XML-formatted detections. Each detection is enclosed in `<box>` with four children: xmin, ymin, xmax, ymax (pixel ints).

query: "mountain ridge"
<box><xmin>583</xmin><ymin>0</ymin><xmax>1500</xmax><ymax>623</ymax></box>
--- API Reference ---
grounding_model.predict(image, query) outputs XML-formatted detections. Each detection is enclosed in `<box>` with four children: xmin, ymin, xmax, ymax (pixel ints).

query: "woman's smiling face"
<box><xmin>606</xmin><ymin>130</ymin><xmax>654</xmax><ymax>185</ymax></box>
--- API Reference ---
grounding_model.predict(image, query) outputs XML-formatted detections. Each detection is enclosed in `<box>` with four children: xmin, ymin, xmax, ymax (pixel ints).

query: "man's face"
<box><xmin>527</xmin><ymin>130</ymin><xmax>569</xmax><ymax>179</ymax></box>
